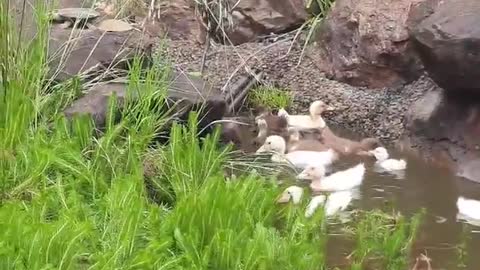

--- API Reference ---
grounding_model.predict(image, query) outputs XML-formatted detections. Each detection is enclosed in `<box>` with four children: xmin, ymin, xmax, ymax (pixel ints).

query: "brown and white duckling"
<box><xmin>278</xmin><ymin>100</ymin><xmax>335</xmax><ymax>129</ymax></box>
<box><xmin>253</xmin><ymin>118</ymin><xmax>290</xmax><ymax>147</ymax></box>
<box><xmin>320</xmin><ymin>128</ymin><xmax>381</xmax><ymax>158</ymax></box>
<box><xmin>286</xmin><ymin>127</ymin><xmax>330</xmax><ymax>152</ymax></box>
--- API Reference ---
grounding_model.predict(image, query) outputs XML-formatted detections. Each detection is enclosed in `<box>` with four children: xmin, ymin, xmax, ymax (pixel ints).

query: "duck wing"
<box><xmin>318</xmin><ymin>163</ymin><xmax>365</xmax><ymax>192</ymax></box>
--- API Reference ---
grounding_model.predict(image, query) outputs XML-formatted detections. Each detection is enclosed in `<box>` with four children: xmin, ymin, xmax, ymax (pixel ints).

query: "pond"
<box><xmin>230</xmin><ymin>119</ymin><xmax>480</xmax><ymax>269</ymax></box>
<box><xmin>326</xmin><ymin>125</ymin><xmax>480</xmax><ymax>270</ymax></box>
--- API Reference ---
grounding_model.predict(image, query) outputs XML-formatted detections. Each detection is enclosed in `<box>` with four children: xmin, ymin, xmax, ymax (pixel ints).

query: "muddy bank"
<box><xmin>165</xmin><ymin>36</ymin><xmax>429</xmax><ymax>142</ymax></box>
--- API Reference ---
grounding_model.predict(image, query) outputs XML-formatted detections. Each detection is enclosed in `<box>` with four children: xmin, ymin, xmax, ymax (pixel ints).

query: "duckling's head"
<box><xmin>256</xmin><ymin>135</ymin><xmax>287</xmax><ymax>154</ymax></box>
<box><xmin>277</xmin><ymin>185</ymin><xmax>303</xmax><ymax>204</ymax></box>
<box><xmin>369</xmin><ymin>147</ymin><xmax>389</xmax><ymax>161</ymax></box>
<box><xmin>310</xmin><ymin>100</ymin><xmax>335</xmax><ymax>117</ymax></box>
<box><xmin>256</xmin><ymin>118</ymin><xmax>268</xmax><ymax>132</ymax></box>
<box><xmin>296</xmin><ymin>165</ymin><xmax>326</xmax><ymax>181</ymax></box>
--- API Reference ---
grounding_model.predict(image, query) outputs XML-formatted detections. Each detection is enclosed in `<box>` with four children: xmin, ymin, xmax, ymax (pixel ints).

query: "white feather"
<box><xmin>457</xmin><ymin>196</ymin><xmax>480</xmax><ymax>220</ymax></box>
<box><xmin>309</xmin><ymin>163</ymin><xmax>365</xmax><ymax>192</ymax></box>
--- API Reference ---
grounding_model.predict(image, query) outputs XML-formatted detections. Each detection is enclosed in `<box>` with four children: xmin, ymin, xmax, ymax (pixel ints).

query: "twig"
<box><xmin>200</xmin><ymin>31</ymin><xmax>210</xmax><ymax>75</ymax></box>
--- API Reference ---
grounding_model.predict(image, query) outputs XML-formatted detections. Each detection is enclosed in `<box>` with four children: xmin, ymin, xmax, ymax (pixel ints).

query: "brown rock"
<box><xmin>64</xmin><ymin>71</ymin><xmax>227</xmax><ymax>132</ymax></box>
<box><xmin>48</xmin><ymin>25</ymin><xmax>153</xmax><ymax>81</ymax></box>
<box><xmin>313</xmin><ymin>0</ymin><xmax>424</xmax><ymax>88</ymax></box>
<box><xmin>411</xmin><ymin>0</ymin><xmax>480</xmax><ymax>93</ymax></box>
<box><xmin>143</xmin><ymin>0</ymin><xmax>206</xmax><ymax>44</ymax></box>
<box><xmin>219</xmin><ymin>0</ymin><xmax>308</xmax><ymax>45</ymax></box>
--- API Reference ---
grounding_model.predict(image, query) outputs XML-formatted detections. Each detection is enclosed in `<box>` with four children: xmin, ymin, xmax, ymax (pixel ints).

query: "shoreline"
<box><xmin>165</xmin><ymin>37</ymin><xmax>430</xmax><ymax>143</ymax></box>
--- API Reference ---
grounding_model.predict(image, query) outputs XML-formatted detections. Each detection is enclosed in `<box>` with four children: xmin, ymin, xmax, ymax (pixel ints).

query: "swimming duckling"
<box><xmin>256</xmin><ymin>135</ymin><xmax>338</xmax><ymax>169</ymax></box>
<box><xmin>297</xmin><ymin>163</ymin><xmax>365</xmax><ymax>192</ymax></box>
<box><xmin>253</xmin><ymin>118</ymin><xmax>290</xmax><ymax>147</ymax></box>
<box><xmin>278</xmin><ymin>100</ymin><xmax>334</xmax><ymax>129</ymax></box>
<box><xmin>277</xmin><ymin>186</ymin><xmax>304</xmax><ymax>204</ymax></box>
<box><xmin>286</xmin><ymin>127</ymin><xmax>329</xmax><ymax>152</ymax></box>
<box><xmin>369</xmin><ymin>147</ymin><xmax>407</xmax><ymax>171</ymax></box>
<box><xmin>456</xmin><ymin>196</ymin><xmax>480</xmax><ymax>221</ymax></box>
<box><xmin>305</xmin><ymin>191</ymin><xmax>354</xmax><ymax>218</ymax></box>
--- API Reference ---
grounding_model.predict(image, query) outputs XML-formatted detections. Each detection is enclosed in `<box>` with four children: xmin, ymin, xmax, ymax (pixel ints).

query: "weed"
<box><xmin>248</xmin><ymin>85</ymin><xmax>293</xmax><ymax>110</ymax></box>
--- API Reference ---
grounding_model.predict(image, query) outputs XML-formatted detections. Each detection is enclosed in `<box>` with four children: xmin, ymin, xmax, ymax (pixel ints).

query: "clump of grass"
<box><xmin>248</xmin><ymin>85</ymin><xmax>293</xmax><ymax>111</ymax></box>
<box><xmin>347</xmin><ymin>209</ymin><xmax>425</xmax><ymax>270</ymax></box>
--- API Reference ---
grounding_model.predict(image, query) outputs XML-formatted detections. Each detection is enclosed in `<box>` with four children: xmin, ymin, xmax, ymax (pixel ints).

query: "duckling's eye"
<box><xmin>267</xmin><ymin>141</ymin><xmax>272</xmax><ymax>145</ymax></box>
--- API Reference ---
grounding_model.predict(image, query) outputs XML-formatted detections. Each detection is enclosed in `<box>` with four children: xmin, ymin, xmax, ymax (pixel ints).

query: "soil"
<box><xmin>163</xmin><ymin>32</ymin><xmax>430</xmax><ymax>143</ymax></box>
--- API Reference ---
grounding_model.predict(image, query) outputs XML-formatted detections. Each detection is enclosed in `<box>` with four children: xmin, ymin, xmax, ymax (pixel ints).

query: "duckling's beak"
<box><xmin>277</xmin><ymin>192</ymin><xmax>291</xmax><ymax>203</ymax></box>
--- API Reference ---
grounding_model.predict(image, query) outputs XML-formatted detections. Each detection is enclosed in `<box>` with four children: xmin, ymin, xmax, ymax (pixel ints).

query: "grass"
<box><xmin>0</xmin><ymin>1</ymin><xmax>428</xmax><ymax>269</ymax></box>
<box><xmin>248</xmin><ymin>85</ymin><xmax>293</xmax><ymax>111</ymax></box>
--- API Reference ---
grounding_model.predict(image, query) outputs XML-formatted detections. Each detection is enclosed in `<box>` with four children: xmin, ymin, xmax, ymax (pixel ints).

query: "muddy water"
<box><xmin>324</xmin><ymin>126</ymin><xmax>480</xmax><ymax>270</ymax></box>
<box><xmin>229</xmin><ymin>121</ymin><xmax>480</xmax><ymax>269</ymax></box>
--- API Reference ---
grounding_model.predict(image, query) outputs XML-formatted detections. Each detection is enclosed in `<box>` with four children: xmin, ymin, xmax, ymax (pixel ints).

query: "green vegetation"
<box><xmin>0</xmin><ymin>1</ymin><xmax>425</xmax><ymax>269</ymax></box>
<box><xmin>248</xmin><ymin>85</ymin><xmax>293</xmax><ymax>110</ymax></box>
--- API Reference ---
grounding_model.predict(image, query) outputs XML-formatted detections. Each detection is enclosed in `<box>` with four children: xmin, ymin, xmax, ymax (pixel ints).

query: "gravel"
<box><xmin>164</xmin><ymin>34</ymin><xmax>430</xmax><ymax>143</ymax></box>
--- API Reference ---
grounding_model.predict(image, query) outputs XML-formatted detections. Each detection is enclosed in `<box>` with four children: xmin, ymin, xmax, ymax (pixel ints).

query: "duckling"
<box><xmin>255</xmin><ymin>111</ymin><xmax>288</xmax><ymax>134</ymax></box>
<box><xmin>278</xmin><ymin>100</ymin><xmax>334</xmax><ymax>129</ymax></box>
<box><xmin>277</xmin><ymin>186</ymin><xmax>304</xmax><ymax>204</ymax></box>
<box><xmin>253</xmin><ymin>118</ymin><xmax>290</xmax><ymax>147</ymax></box>
<box><xmin>305</xmin><ymin>195</ymin><xmax>326</xmax><ymax>218</ymax></box>
<box><xmin>319</xmin><ymin>128</ymin><xmax>381</xmax><ymax>158</ymax></box>
<box><xmin>297</xmin><ymin>163</ymin><xmax>365</xmax><ymax>192</ymax></box>
<box><xmin>286</xmin><ymin>127</ymin><xmax>329</xmax><ymax>152</ymax></box>
<box><xmin>456</xmin><ymin>196</ymin><xmax>480</xmax><ymax>221</ymax></box>
<box><xmin>305</xmin><ymin>191</ymin><xmax>354</xmax><ymax>218</ymax></box>
<box><xmin>256</xmin><ymin>135</ymin><xmax>338</xmax><ymax>169</ymax></box>
<box><xmin>369</xmin><ymin>147</ymin><xmax>407</xmax><ymax>171</ymax></box>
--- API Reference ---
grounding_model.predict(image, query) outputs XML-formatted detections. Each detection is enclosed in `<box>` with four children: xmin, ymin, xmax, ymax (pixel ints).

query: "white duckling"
<box><xmin>297</xmin><ymin>163</ymin><xmax>365</xmax><ymax>192</ymax></box>
<box><xmin>278</xmin><ymin>100</ymin><xmax>334</xmax><ymax>129</ymax></box>
<box><xmin>456</xmin><ymin>196</ymin><xmax>480</xmax><ymax>221</ymax></box>
<box><xmin>305</xmin><ymin>191</ymin><xmax>354</xmax><ymax>218</ymax></box>
<box><xmin>277</xmin><ymin>186</ymin><xmax>304</xmax><ymax>204</ymax></box>
<box><xmin>369</xmin><ymin>147</ymin><xmax>407</xmax><ymax>171</ymax></box>
<box><xmin>256</xmin><ymin>135</ymin><xmax>338</xmax><ymax>169</ymax></box>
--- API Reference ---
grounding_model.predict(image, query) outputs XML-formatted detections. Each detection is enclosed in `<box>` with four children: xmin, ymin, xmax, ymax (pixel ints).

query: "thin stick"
<box><xmin>200</xmin><ymin>31</ymin><xmax>210</xmax><ymax>75</ymax></box>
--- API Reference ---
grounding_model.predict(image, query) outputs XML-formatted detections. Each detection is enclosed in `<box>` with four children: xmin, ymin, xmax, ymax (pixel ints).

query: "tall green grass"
<box><xmin>0</xmin><ymin>1</ymin><xmax>426</xmax><ymax>269</ymax></box>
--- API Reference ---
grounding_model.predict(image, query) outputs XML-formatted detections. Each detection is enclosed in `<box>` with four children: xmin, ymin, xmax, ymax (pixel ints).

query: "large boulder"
<box><xmin>411</xmin><ymin>0</ymin><xmax>480</xmax><ymax>93</ymax></box>
<box><xmin>313</xmin><ymin>0</ymin><xmax>424</xmax><ymax>88</ymax></box>
<box><xmin>401</xmin><ymin>80</ymin><xmax>480</xmax><ymax>182</ymax></box>
<box><xmin>48</xmin><ymin>24</ymin><xmax>153</xmax><ymax>82</ymax></box>
<box><xmin>219</xmin><ymin>0</ymin><xmax>308</xmax><ymax>45</ymax></box>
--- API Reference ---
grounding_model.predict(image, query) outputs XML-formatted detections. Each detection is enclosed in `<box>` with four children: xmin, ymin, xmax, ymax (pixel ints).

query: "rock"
<box><xmin>142</xmin><ymin>0</ymin><xmax>206</xmax><ymax>44</ymax></box>
<box><xmin>403</xmin><ymin>83</ymin><xmax>480</xmax><ymax>182</ymax></box>
<box><xmin>64</xmin><ymin>71</ymin><xmax>227</xmax><ymax>134</ymax></box>
<box><xmin>219</xmin><ymin>0</ymin><xmax>308</xmax><ymax>45</ymax></box>
<box><xmin>411</xmin><ymin>0</ymin><xmax>480</xmax><ymax>93</ymax></box>
<box><xmin>48</xmin><ymin>25</ymin><xmax>153</xmax><ymax>81</ymax></box>
<box><xmin>97</xmin><ymin>19</ymin><xmax>133</xmax><ymax>32</ymax></box>
<box><xmin>313</xmin><ymin>0</ymin><xmax>424</xmax><ymax>88</ymax></box>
